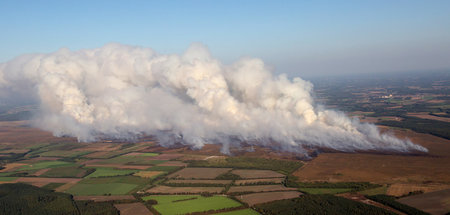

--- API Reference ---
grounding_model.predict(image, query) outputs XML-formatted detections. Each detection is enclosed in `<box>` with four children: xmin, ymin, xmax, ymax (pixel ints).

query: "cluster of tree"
<box><xmin>366</xmin><ymin>195</ymin><xmax>430</xmax><ymax>215</ymax></box>
<box><xmin>284</xmin><ymin>175</ymin><xmax>380</xmax><ymax>191</ymax></box>
<box><xmin>215</xmin><ymin>172</ymin><xmax>242</xmax><ymax>180</ymax></box>
<box><xmin>188</xmin><ymin>157</ymin><xmax>303</xmax><ymax>175</ymax></box>
<box><xmin>0</xmin><ymin>183</ymin><xmax>119</xmax><ymax>215</ymax></box>
<box><xmin>254</xmin><ymin>195</ymin><xmax>396</xmax><ymax>215</ymax></box>
<box><xmin>378</xmin><ymin>116</ymin><xmax>450</xmax><ymax>140</ymax></box>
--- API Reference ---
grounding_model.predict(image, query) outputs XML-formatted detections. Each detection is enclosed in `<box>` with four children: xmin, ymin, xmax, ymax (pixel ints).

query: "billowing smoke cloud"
<box><xmin>0</xmin><ymin>43</ymin><xmax>427</xmax><ymax>154</ymax></box>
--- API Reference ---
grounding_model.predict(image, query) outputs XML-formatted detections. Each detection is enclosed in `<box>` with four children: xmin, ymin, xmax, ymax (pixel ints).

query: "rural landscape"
<box><xmin>0</xmin><ymin>71</ymin><xmax>448</xmax><ymax>215</ymax></box>
<box><xmin>1</xmin><ymin>1</ymin><xmax>450</xmax><ymax>215</ymax></box>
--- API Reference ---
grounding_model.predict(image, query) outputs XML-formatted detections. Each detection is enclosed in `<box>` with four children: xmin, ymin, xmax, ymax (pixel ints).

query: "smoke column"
<box><xmin>0</xmin><ymin>43</ymin><xmax>427</xmax><ymax>154</ymax></box>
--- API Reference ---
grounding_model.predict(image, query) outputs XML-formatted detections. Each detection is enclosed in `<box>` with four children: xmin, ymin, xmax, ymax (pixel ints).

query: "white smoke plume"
<box><xmin>0</xmin><ymin>43</ymin><xmax>427</xmax><ymax>154</ymax></box>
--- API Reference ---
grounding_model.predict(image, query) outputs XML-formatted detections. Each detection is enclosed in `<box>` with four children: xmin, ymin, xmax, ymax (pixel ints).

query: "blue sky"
<box><xmin>1</xmin><ymin>0</ymin><xmax>449</xmax><ymax>77</ymax></box>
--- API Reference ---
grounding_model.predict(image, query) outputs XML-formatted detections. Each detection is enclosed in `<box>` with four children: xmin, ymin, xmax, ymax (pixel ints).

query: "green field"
<box><xmin>79</xmin><ymin>175</ymin><xmax>148</xmax><ymax>185</ymax></box>
<box><xmin>299</xmin><ymin>188</ymin><xmax>352</xmax><ymax>194</ymax></box>
<box><xmin>143</xmin><ymin>195</ymin><xmax>242</xmax><ymax>215</ymax></box>
<box><xmin>214</xmin><ymin>209</ymin><xmax>260</xmax><ymax>215</ymax></box>
<box><xmin>142</xmin><ymin>195</ymin><xmax>198</xmax><ymax>203</ymax></box>
<box><xmin>188</xmin><ymin>157</ymin><xmax>303</xmax><ymax>175</ymax></box>
<box><xmin>39</xmin><ymin>150</ymin><xmax>93</xmax><ymax>158</ymax></box>
<box><xmin>359</xmin><ymin>185</ymin><xmax>388</xmax><ymax>196</ymax></box>
<box><xmin>40</xmin><ymin>166</ymin><xmax>87</xmax><ymax>178</ymax></box>
<box><xmin>42</xmin><ymin>183</ymin><xmax>65</xmax><ymax>190</ymax></box>
<box><xmin>0</xmin><ymin>176</ymin><xmax>17</xmax><ymax>181</ymax></box>
<box><xmin>124</xmin><ymin>152</ymin><xmax>159</xmax><ymax>156</ymax></box>
<box><xmin>85</xmin><ymin>167</ymin><xmax>136</xmax><ymax>178</ymax></box>
<box><xmin>67</xmin><ymin>175</ymin><xmax>149</xmax><ymax>195</ymax></box>
<box><xmin>95</xmin><ymin>155</ymin><xmax>165</xmax><ymax>165</ymax></box>
<box><xmin>65</xmin><ymin>183</ymin><xmax>138</xmax><ymax>195</ymax></box>
<box><xmin>18</xmin><ymin>161</ymin><xmax>77</xmax><ymax>171</ymax></box>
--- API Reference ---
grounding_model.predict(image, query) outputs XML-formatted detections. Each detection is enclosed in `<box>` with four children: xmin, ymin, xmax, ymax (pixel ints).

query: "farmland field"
<box><xmin>74</xmin><ymin>195</ymin><xmax>135</xmax><ymax>202</ymax></box>
<box><xmin>146</xmin><ymin>185</ymin><xmax>224</xmax><ymax>194</ymax></box>
<box><xmin>386</xmin><ymin>183</ymin><xmax>450</xmax><ymax>197</ymax></box>
<box><xmin>169</xmin><ymin>167</ymin><xmax>232</xmax><ymax>179</ymax></box>
<box><xmin>235</xmin><ymin>178</ymin><xmax>284</xmax><ymax>185</ymax></box>
<box><xmin>0</xmin><ymin>176</ymin><xmax>17</xmax><ymax>181</ymax></box>
<box><xmin>228</xmin><ymin>185</ymin><xmax>297</xmax><ymax>193</ymax></box>
<box><xmin>293</xmin><ymin>129</ymin><xmax>450</xmax><ymax>184</ymax></box>
<box><xmin>40</xmin><ymin>166</ymin><xmax>88</xmax><ymax>178</ymax></box>
<box><xmin>141</xmin><ymin>194</ymin><xmax>198</xmax><ymax>202</ymax></box>
<box><xmin>398</xmin><ymin>189</ymin><xmax>450</xmax><ymax>215</ymax></box>
<box><xmin>214</xmin><ymin>209</ymin><xmax>260</xmax><ymax>215</ymax></box>
<box><xmin>236</xmin><ymin>191</ymin><xmax>302</xmax><ymax>206</ymax></box>
<box><xmin>144</xmin><ymin>195</ymin><xmax>242</xmax><ymax>215</ymax></box>
<box><xmin>84</xmin><ymin>163</ymin><xmax>150</xmax><ymax>170</ymax></box>
<box><xmin>18</xmin><ymin>161</ymin><xmax>77</xmax><ymax>171</ymax></box>
<box><xmin>66</xmin><ymin>183</ymin><xmax>138</xmax><ymax>195</ymax></box>
<box><xmin>358</xmin><ymin>185</ymin><xmax>388</xmax><ymax>196</ymax></box>
<box><xmin>114</xmin><ymin>202</ymin><xmax>152</xmax><ymax>215</ymax></box>
<box><xmin>38</xmin><ymin>150</ymin><xmax>93</xmax><ymax>158</ymax></box>
<box><xmin>146</xmin><ymin>165</ymin><xmax>181</xmax><ymax>172</ymax></box>
<box><xmin>85</xmin><ymin>168</ymin><xmax>136</xmax><ymax>178</ymax></box>
<box><xmin>298</xmin><ymin>188</ymin><xmax>351</xmax><ymax>194</ymax></box>
<box><xmin>231</xmin><ymin>170</ymin><xmax>285</xmax><ymax>179</ymax></box>
<box><xmin>165</xmin><ymin>179</ymin><xmax>232</xmax><ymax>185</ymax></box>
<box><xmin>133</xmin><ymin>170</ymin><xmax>165</xmax><ymax>178</ymax></box>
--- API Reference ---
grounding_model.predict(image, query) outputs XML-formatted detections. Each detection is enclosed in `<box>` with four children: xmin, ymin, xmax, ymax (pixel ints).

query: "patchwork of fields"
<box><xmin>0</xmin><ymin>120</ymin><xmax>447</xmax><ymax>214</ymax></box>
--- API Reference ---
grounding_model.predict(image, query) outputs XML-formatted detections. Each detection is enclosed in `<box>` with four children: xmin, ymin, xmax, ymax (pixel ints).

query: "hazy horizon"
<box><xmin>1</xmin><ymin>0</ymin><xmax>450</xmax><ymax>77</ymax></box>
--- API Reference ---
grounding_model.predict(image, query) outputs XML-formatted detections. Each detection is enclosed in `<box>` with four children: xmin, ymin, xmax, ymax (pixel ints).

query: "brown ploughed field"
<box><xmin>114</xmin><ymin>203</ymin><xmax>153</xmax><ymax>215</ymax></box>
<box><xmin>398</xmin><ymin>189</ymin><xmax>450</xmax><ymax>215</ymax></box>
<box><xmin>294</xmin><ymin>128</ymin><xmax>450</xmax><ymax>185</ymax></box>
<box><xmin>237</xmin><ymin>191</ymin><xmax>302</xmax><ymax>206</ymax></box>
<box><xmin>231</xmin><ymin>170</ymin><xmax>285</xmax><ymax>179</ymax></box>
<box><xmin>168</xmin><ymin>167</ymin><xmax>231</xmax><ymax>179</ymax></box>
<box><xmin>387</xmin><ymin>183</ymin><xmax>450</xmax><ymax>197</ymax></box>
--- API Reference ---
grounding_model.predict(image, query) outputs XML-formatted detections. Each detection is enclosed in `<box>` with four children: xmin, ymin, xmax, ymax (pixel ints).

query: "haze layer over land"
<box><xmin>0</xmin><ymin>43</ymin><xmax>427</xmax><ymax>154</ymax></box>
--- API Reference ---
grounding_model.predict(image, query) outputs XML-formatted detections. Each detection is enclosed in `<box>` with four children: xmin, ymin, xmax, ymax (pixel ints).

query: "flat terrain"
<box><xmin>168</xmin><ymin>167</ymin><xmax>232</xmax><ymax>179</ymax></box>
<box><xmin>387</xmin><ymin>183</ymin><xmax>450</xmax><ymax>197</ymax></box>
<box><xmin>114</xmin><ymin>203</ymin><xmax>153</xmax><ymax>215</ymax></box>
<box><xmin>235</xmin><ymin>178</ymin><xmax>284</xmax><ymax>185</ymax></box>
<box><xmin>66</xmin><ymin>183</ymin><xmax>138</xmax><ymax>195</ymax></box>
<box><xmin>228</xmin><ymin>185</ymin><xmax>297</xmax><ymax>193</ymax></box>
<box><xmin>85</xmin><ymin>168</ymin><xmax>137</xmax><ymax>178</ymax></box>
<box><xmin>214</xmin><ymin>209</ymin><xmax>260</xmax><ymax>215</ymax></box>
<box><xmin>294</xmin><ymin>129</ymin><xmax>450</xmax><ymax>185</ymax></box>
<box><xmin>165</xmin><ymin>179</ymin><xmax>232</xmax><ymax>185</ymax></box>
<box><xmin>146</xmin><ymin>185</ymin><xmax>224</xmax><ymax>194</ymax></box>
<box><xmin>299</xmin><ymin>188</ymin><xmax>352</xmax><ymax>194</ymax></box>
<box><xmin>143</xmin><ymin>195</ymin><xmax>242</xmax><ymax>215</ymax></box>
<box><xmin>231</xmin><ymin>170</ymin><xmax>285</xmax><ymax>179</ymax></box>
<box><xmin>398</xmin><ymin>189</ymin><xmax>450</xmax><ymax>215</ymax></box>
<box><xmin>133</xmin><ymin>171</ymin><xmax>165</xmax><ymax>178</ymax></box>
<box><xmin>74</xmin><ymin>195</ymin><xmax>135</xmax><ymax>202</ymax></box>
<box><xmin>236</xmin><ymin>191</ymin><xmax>302</xmax><ymax>206</ymax></box>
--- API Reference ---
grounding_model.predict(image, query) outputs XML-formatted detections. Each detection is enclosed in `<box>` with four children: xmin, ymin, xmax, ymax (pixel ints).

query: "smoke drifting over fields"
<box><xmin>0</xmin><ymin>43</ymin><xmax>427</xmax><ymax>154</ymax></box>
